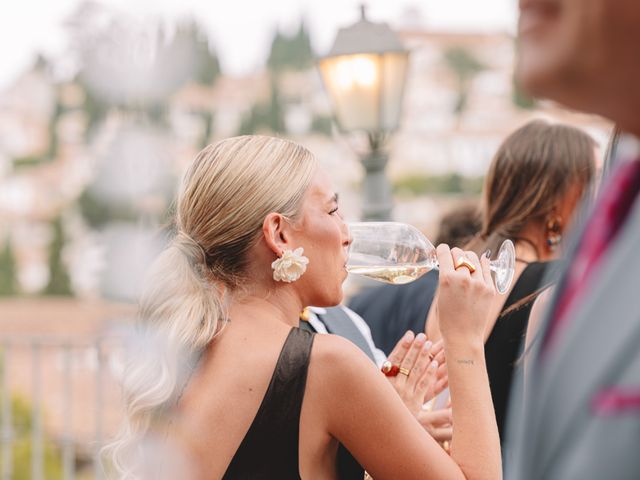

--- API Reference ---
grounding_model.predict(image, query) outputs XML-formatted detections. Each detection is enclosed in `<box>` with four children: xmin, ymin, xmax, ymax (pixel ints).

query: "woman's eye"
<box><xmin>329</xmin><ymin>207</ymin><xmax>339</xmax><ymax>215</ymax></box>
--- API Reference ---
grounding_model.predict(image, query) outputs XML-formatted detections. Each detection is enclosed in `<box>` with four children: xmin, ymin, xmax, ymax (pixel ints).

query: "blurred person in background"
<box><xmin>427</xmin><ymin>119</ymin><xmax>597</xmax><ymax>445</ymax></box>
<box><xmin>106</xmin><ymin>135</ymin><xmax>501</xmax><ymax>479</ymax></box>
<box><xmin>505</xmin><ymin>1</ymin><xmax>640</xmax><ymax>478</ymax></box>
<box><xmin>349</xmin><ymin>203</ymin><xmax>481</xmax><ymax>355</ymax></box>
<box><xmin>435</xmin><ymin>204</ymin><xmax>483</xmax><ymax>248</ymax></box>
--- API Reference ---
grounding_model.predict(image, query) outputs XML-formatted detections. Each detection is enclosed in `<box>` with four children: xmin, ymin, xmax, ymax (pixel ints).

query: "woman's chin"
<box><xmin>313</xmin><ymin>290</ymin><xmax>344</xmax><ymax>308</ymax></box>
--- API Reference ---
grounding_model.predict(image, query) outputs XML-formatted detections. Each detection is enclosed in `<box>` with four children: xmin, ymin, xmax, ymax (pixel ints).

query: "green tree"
<box><xmin>237</xmin><ymin>107</ymin><xmax>258</xmax><ymax>136</ymax></box>
<box><xmin>172</xmin><ymin>21</ymin><xmax>221</xmax><ymax>85</ymax></box>
<box><xmin>77</xmin><ymin>78</ymin><xmax>109</xmax><ymax>139</ymax></box>
<box><xmin>267</xmin><ymin>22</ymin><xmax>314</xmax><ymax>73</ymax></box>
<box><xmin>199</xmin><ymin>111</ymin><xmax>214</xmax><ymax>148</ymax></box>
<box><xmin>442</xmin><ymin>47</ymin><xmax>486</xmax><ymax>116</ymax></box>
<box><xmin>0</xmin><ymin>239</ymin><xmax>18</xmax><ymax>296</ymax></box>
<box><xmin>43</xmin><ymin>217</ymin><xmax>73</xmax><ymax>296</ymax></box>
<box><xmin>310</xmin><ymin>114</ymin><xmax>333</xmax><ymax>136</ymax></box>
<box><xmin>265</xmin><ymin>80</ymin><xmax>285</xmax><ymax>132</ymax></box>
<box><xmin>194</xmin><ymin>39</ymin><xmax>221</xmax><ymax>85</ymax></box>
<box><xmin>46</xmin><ymin>95</ymin><xmax>64</xmax><ymax>160</ymax></box>
<box><xmin>77</xmin><ymin>189</ymin><xmax>138</xmax><ymax>229</ymax></box>
<box><xmin>235</xmin><ymin>78</ymin><xmax>286</xmax><ymax>135</ymax></box>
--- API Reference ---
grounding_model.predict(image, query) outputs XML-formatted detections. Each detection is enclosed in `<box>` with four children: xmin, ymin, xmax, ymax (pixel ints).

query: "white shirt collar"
<box><xmin>308</xmin><ymin>306</ymin><xmax>327</xmax><ymax>315</ymax></box>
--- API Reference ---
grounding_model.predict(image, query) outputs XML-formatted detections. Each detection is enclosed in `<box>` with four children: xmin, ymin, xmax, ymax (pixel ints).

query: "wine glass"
<box><xmin>346</xmin><ymin>222</ymin><xmax>515</xmax><ymax>294</ymax></box>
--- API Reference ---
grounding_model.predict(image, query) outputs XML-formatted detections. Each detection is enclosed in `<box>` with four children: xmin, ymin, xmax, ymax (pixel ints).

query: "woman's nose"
<box><xmin>342</xmin><ymin>222</ymin><xmax>352</xmax><ymax>247</ymax></box>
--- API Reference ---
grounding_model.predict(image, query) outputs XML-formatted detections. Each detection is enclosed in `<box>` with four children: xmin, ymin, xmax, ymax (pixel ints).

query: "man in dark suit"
<box><xmin>348</xmin><ymin>271</ymin><xmax>438</xmax><ymax>355</ymax></box>
<box><xmin>506</xmin><ymin>1</ymin><xmax>640</xmax><ymax>478</ymax></box>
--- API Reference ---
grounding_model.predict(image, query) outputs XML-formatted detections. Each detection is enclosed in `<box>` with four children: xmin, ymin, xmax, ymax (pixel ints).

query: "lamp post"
<box><xmin>319</xmin><ymin>6</ymin><xmax>409</xmax><ymax>221</ymax></box>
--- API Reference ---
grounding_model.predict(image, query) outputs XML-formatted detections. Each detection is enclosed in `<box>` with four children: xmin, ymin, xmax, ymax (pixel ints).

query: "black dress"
<box><xmin>223</xmin><ymin>327</ymin><xmax>314</xmax><ymax>480</ymax></box>
<box><xmin>485</xmin><ymin>261</ymin><xmax>555</xmax><ymax>444</ymax></box>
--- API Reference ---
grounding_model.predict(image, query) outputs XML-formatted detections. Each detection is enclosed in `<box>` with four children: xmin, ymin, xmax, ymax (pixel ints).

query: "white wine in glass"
<box><xmin>346</xmin><ymin>222</ymin><xmax>515</xmax><ymax>294</ymax></box>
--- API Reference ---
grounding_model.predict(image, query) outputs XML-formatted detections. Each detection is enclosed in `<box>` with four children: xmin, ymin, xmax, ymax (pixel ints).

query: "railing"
<box><xmin>0</xmin><ymin>335</ymin><xmax>124</xmax><ymax>480</ymax></box>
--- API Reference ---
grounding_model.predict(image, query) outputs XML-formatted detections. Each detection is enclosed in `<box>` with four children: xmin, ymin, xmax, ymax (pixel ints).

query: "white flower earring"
<box><xmin>271</xmin><ymin>247</ymin><xmax>309</xmax><ymax>283</ymax></box>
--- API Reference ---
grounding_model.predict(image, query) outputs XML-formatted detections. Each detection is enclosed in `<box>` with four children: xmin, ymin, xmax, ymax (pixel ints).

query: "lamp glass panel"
<box><xmin>319</xmin><ymin>53</ymin><xmax>382</xmax><ymax>131</ymax></box>
<box><xmin>381</xmin><ymin>52</ymin><xmax>409</xmax><ymax>131</ymax></box>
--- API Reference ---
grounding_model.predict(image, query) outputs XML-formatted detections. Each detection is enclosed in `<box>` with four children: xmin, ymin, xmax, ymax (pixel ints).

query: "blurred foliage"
<box><xmin>237</xmin><ymin>78</ymin><xmax>285</xmax><ymax>135</ymax></box>
<box><xmin>78</xmin><ymin>81</ymin><xmax>109</xmax><ymax>139</ymax></box>
<box><xmin>443</xmin><ymin>47</ymin><xmax>486</xmax><ymax>85</ymax></box>
<box><xmin>0</xmin><ymin>394</ymin><xmax>63</xmax><ymax>479</ymax></box>
<box><xmin>442</xmin><ymin>47</ymin><xmax>486</xmax><ymax>115</ymax></box>
<box><xmin>310</xmin><ymin>114</ymin><xmax>333</xmax><ymax>136</ymax></box>
<box><xmin>146</xmin><ymin>102</ymin><xmax>170</xmax><ymax>127</ymax></box>
<box><xmin>43</xmin><ymin>217</ymin><xmax>73</xmax><ymax>296</ymax></box>
<box><xmin>174</xmin><ymin>21</ymin><xmax>221</xmax><ymax>85</ymax></box>
<box><xmin>46</xmin><ymin>96</ymin><xmax>63</xmax><ymax>160</ymax></box>
<box><xmin>512</xmin><ymin>77</ymin><xmax>536</xmax><ymax>110</ymax></box>
<box><xmin>393</xmin><ymin>173</ymin><xmax>484</xmax><ymax>196</ymax></box>
<box><xmin>13</xmin><ymin>84</ymin><xmax>63</xmax><ymax>169</ymax></box>
<box><xmin>33</xmin><ymin>54</ymin><xmax>51</xmax><ymax>74</ymax></box>
<box><xmin>12</xmin><ymin>155</ymin><xmax>48</xmax><ymax>170</ymax></box>
<box><xmin>267</xmin><ymin>23</ymin><xmax>314</xmax><ymax>73</ymax></box>
<box><xmin>195</xmin><ymin>46</ymin><xmax>220</xmax><ymax>85</ymax></box>
<box><xmin>75</xmin><ymin>17</ymin><xmax>221</xmax><ymax>133</ymax></box>
<box><xmin>0</xmin><ymin>239</ymin><xmax>18</xmax><ymax>296</ymax></box>
<box><xmin>200</xmin><ymin>111</ymin><xmax>215</xmax><ymax>148</ymax></box>
<box><xmin>77</xmin><ymin>190</ymin><xmax>138</xmax><ymax>229</ymax></box>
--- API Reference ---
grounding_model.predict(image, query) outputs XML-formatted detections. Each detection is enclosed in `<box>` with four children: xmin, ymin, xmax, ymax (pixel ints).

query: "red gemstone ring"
<box><xmin>381</xmin><ymin>360</ymin><xmax>400</xmax><ymax>377</ymax></box>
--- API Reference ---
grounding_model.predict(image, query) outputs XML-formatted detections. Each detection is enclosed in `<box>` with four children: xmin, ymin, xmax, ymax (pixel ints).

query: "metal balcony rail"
<box><xmin>0</xmin><ymin>335</ymin><xmax>125</xmax><ymax>480</ymax></box>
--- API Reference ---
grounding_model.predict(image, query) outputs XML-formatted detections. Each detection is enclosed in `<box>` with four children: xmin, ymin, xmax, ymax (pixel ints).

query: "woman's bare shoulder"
<box><xmin>309</xmin><ymin>333</ymin><xmax>382</xmax><ymax>388</ymax></box>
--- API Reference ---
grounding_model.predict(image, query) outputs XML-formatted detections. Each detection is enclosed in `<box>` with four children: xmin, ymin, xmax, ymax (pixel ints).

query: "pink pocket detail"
<box><xmin>592</xmin><ymin>388</ymin><xmax>640</xmax><ymax>415</ymax></box>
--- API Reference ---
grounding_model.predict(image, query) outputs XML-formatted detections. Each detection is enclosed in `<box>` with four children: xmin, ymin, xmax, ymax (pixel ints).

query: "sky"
<box><xmin>0</xmin><ymin>0</ymin><xmax>518</xmax><ymax>89</ymax></box>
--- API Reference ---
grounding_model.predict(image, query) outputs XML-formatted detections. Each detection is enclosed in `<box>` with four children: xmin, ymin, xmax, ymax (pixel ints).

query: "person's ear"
<box><xmin>262</xmin><ymin>213</ymin><xmax>292</xmax><ymax>257</ymax></box>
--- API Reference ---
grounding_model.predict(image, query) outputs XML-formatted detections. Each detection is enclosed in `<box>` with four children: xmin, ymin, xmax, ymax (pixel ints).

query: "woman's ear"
<box><xmin>262</xmin><ymin>213</ymin><xmax>290</xmax><ymax>257</ymax></box>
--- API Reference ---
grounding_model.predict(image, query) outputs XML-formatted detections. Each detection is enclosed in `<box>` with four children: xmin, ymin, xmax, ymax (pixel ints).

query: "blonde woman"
<box><xmin>108</xmin><ymin>136</ymin><xmax>500</xmax><ymax>479</ymax></box>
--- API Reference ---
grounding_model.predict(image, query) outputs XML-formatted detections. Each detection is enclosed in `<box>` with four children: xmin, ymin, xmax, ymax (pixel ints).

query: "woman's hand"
<box><xmin>436</xmin><ymin>245</ymin><xmax>495</xmax><ymax>344</ymax></box>
<box><xmin>385</xmin><ymin>332</ymin><xmax>448</xmax><ymax>417</ymax></box>
<box><xmin>417</xmin><ymin>407</ymin><xmax>453</xmax><ymax>444</ymax></box>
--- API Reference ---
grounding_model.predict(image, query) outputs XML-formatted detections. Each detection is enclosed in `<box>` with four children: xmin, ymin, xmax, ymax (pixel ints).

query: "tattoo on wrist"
<box><xmin>456</xmin><ymin>359</ymin><xmax>475</xmax><ymax>365</ymax></box>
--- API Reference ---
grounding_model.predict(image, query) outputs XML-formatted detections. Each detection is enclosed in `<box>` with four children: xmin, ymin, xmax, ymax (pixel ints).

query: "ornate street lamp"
<box><xmin>319</xmin><ymin>6</ymin><xmax>409</xmax><ymax>220</ymax></box>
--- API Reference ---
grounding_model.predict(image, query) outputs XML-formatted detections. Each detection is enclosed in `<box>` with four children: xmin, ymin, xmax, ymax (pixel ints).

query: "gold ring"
<box><xmin>454</xmin><ymin>256</ymin><xmax>476</xmax><ymax>273</ymax></box>
<box><xmin>399</xmin><ymin>367</ymin><xmax>410</xmax><ymax>376</ymax></box>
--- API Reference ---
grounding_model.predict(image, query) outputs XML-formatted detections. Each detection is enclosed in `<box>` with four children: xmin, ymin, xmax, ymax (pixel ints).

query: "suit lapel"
<box><xmin>319</xmin><ymin>307</ymin><xmax>377</xmax><ymax>364</ymax></box>
<box><xmin>533</xmin><ymin>198</ymin><xmax>640</xmax><ymax>473</ymax></box>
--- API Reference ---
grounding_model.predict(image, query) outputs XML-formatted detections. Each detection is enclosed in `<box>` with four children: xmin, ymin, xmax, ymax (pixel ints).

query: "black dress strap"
<box><xmin>223</xmin><ymin>327</ymin><xmax>315</xmax><ymax>480</ymax></box>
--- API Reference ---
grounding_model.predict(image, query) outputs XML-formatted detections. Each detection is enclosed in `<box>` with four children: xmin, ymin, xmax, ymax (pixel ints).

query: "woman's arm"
<box><xmin>428</xmin><ymin>247</ymin><xmax>501</xmax><ymax>479</ymax></box>
<box><xmin>315</xmin><ymin>336</ymin><xmax>465</xmax><ymax>479</ymax></box>
<box><xmin>316</xmin><ymin>245</ymin><xmax>501</xmax><ymax>480</ymax></box>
